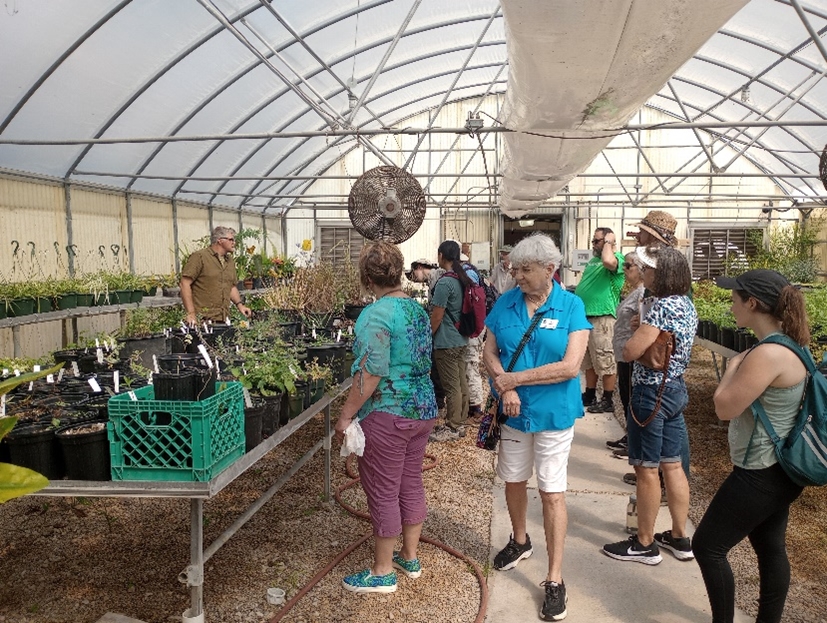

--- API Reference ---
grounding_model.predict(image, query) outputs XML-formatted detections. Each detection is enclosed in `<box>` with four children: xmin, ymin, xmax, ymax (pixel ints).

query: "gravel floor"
<box><xmin>1</xmin><ymin>347</ymin><xmax>825</xmax><ymax>623</ymax></box>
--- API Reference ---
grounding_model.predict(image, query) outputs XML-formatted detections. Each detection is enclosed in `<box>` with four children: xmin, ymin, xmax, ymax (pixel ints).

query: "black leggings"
<box><xmin>617</xmin><ymin>361</ymin><xmax>632</xmax><ymax>413</ymax></box>
<box><xmin>693</xmin><ymin>464</ymin><xmax>803</xmax><ymax>623</ymax></box>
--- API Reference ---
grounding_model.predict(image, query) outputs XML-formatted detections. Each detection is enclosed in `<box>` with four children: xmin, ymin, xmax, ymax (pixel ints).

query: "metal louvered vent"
<box><xmin>347</xmin><ymin>166</ymin><xmax>426</xmax><ymax>243</ymax></box>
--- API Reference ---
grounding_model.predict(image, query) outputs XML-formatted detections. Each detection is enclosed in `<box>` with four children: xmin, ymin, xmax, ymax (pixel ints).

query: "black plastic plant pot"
<box><xmin>258</xmin><ymin>392</ymin><xmax>284</xmax><ymax>435</ymax></box>
<box><xmin>720</xmin><ymin>327</ymin><xmax>736</xmax><ymax>350</ymax></box>
<box><xmin>118</xmin><ymin>334</ymin><xmax>167</xmax><ymax>369</ymax></box>
<box><xmin>0</xmin><ymin>437</ymin><xmax>9</xmax><ymax>463</ymax></box>
<box><xmin>56</xmin><ymin>421</ymin><xmax>110</xmax><ymax>481</ymax></box>
<box><xmin>193</xmin><ymin>369</ymin><xmax>217</xmax><ymax>401</ymax></box>
<box><xmin>5</xmin><ymin>423</ymin><xmax>63</xmax><ymax>480</ymax></box>
<box><xmin>75</xmin><ymin>293</ymin><xmax>94</xmax><ymax>307</ymax></box>
<box><xmin>309</xmin><ymin>378</ymin><xmax>325</xmax><ymax>404</ymax></box>
<box><xmin>156</xmin><ymin>353</ymin><xmax>208</xmax><ymax>373</ymax></box>
<box><xmin>344</xmin><ymin>304</ymin><xmax>367</xmax><ymax>321</ymax></box>
<box><xmin>201</xmin><ymin>325</ymin><xmax>236</xmax><ymax>347</ymax></box>
<box><xmin>36</xmin><ymin>297</ymin><xmax>53</xmax><ymax>313</ymax></box>
<box><xmin>244</xmin><ymin>400</ymin><xmax>265</xmax><ymax>451</ymax></box>
<box><xmin>294</xmin><ymin>379</ymin><xmax>310</xmax><ymax>410</ymax></box>
<box><xmin>153</xmin><ymin>370</ymin><xmax>197</xmax><ymax>401</ymax></box>
<box><xmin>79</xmin><ymin>394</ymin><xmax>110</xmax><ymax>420</ymax></box>
<box><xmin>286</xmin><ymin>390</ymin><xmax>305</xmax><ymax>420</ymax></box>
<box><xmin>130</xmin><ymin>290</ymin><xmax>144</xmax><ymax>304</ymax></box>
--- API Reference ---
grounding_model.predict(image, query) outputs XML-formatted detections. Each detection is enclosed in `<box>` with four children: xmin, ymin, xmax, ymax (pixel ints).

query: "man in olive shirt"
<box><xmin>575</xmin><ymin>227</ymin><xmax>625</xmax><ymax>413</ymax></box>
<box><xmin>180</xmin><ymin>226</ymin><xmax>252</xmax><ymax>324</ymax></box>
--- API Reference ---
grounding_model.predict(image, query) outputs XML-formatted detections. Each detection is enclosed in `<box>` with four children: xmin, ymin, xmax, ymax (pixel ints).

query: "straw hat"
<box><xmin>635</xmin><ymin>210</ymin><xmax>677</xmax><ymax>246</ymax></box>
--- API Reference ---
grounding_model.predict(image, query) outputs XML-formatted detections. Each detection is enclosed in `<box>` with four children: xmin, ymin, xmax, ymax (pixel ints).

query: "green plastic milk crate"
<box><xmin>108</xmin><ymin>381</ymin><xmax>245</xmax><ymax>482</ymax></box>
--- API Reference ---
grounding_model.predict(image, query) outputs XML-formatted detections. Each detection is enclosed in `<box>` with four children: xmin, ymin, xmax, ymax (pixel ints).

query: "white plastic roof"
<box><xmin>1</xmin><ymin>0</ymin><xmax>827</xmax><ymax>212</ymax></box>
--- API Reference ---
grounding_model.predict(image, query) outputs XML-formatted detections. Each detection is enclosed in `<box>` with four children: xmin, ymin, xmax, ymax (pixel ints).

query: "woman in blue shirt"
<box><xmin>483</xmin><ymin>233</ymin><xmax>590</xmax><ymax>622</ymax></box>
<box><xmin>334</xmin><ymin>241</ymin><xmax>437</xmax><ymax>594</ymax></box>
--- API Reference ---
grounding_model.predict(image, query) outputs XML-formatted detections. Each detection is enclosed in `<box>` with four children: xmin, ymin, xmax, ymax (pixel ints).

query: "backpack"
<box><xmin>747</xmin><ymin>333</ymin><xmax>827</xmax><ymax>487</ymax></box>
<box><xmin>440</xmin><ymin>271</ymin><xmax>486</xmax><ymax>338</ymax></box>
<box><xmin>461</xmin><ymin>262</ymin><xmax>499</xmax><ymax>314</ymax></box>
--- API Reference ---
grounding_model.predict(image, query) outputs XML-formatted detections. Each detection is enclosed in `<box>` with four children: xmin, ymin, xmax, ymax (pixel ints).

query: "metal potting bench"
<box><xmin>34</xmin><ymin>378</ymin><xmax>351</xmax><ymax>622</ymax></box>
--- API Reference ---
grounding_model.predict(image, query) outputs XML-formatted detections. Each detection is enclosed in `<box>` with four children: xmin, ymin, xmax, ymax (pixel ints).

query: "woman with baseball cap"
<box><xmin>694</xmin><ymin>269</ymin><xmax>809</xmax><ymax>623</ymax></box>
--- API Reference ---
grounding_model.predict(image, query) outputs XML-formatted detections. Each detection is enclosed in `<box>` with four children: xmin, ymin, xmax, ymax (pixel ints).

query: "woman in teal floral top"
<box><xmin>335</xmin><ymin>241</ymin><xmax>437</xmax><ymax>594</ymax></box>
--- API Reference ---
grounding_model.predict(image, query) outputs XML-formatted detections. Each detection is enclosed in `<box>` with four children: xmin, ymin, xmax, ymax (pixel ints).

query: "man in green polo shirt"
<box><xmin>575</xmin><ymin>227</ymin><xmax>625</xmax><ymax>413</ymax></box>
<box><xmin>180</xmin><ymin>226</ymin><xmax>252</xmax><ymax>324</ymax></box>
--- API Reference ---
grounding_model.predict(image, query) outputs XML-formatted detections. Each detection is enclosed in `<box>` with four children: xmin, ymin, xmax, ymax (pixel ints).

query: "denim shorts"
<box><xmin>626</xmin><ymin>378</ymin><xmax>688</xmax><ymax>468</ymax></box>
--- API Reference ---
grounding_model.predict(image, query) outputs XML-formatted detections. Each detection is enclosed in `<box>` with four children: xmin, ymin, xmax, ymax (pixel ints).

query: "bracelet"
<box><xmin>234</xmin><ymin>301</ymin><xmax>242</xmax><ymax>307</ymax></box>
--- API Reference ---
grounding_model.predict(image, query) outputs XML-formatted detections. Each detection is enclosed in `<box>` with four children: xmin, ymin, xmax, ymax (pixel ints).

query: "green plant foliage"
<box><xmin>732</xmin><ymin>217</ymin><xmax>823</xmax><ymax>283</ymax></box>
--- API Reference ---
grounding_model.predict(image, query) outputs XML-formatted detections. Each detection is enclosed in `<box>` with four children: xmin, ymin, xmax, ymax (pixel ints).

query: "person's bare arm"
<box><xmin>601</xmin><ymin>231</ymin><xmax>619</xmax><ymax>271</ymax></box>
<box><xmin>180</xmin><ymin>276</ymin><xmax>197</xmax><ymax>325</ymax></box>
<box><xmin>622</xmin><ymin>323</ymin><xmax>661</xmax><ymax>362</ymax></box>
<box><xmin>492</xmin><ymin>329</ymin><xmax>590</xmax><ymax>393</ymax></box>
<box><xmin>430</xmin><ymin>306</ymin><xmax>446</xmax><ymax>335</ymax></box>
<box><xmin>229</xmin><ymin>285</ymin><xmax>252</xmax><ymax>319</ymax></box>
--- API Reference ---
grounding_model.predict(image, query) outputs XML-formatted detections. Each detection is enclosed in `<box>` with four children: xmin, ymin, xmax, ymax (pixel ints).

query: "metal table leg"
<box><xmin>323</xmin><ymin>403</ymin><xmax>331</xmax><ymax>503</ymax></box>
<box><xmin>181</xmin><ymin>498</ymin><xmax>204</xmax><ymax>620</ymax></box>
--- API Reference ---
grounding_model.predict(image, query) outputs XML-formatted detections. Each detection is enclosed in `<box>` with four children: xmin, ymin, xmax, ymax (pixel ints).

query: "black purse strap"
<box><xmin>505</xmin><ymin>310</ymin><xmax>546</xmax><ymax>372</ymax></box>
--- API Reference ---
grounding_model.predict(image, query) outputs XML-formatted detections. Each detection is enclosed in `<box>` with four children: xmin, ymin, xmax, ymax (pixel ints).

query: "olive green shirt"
<box><xmin>181</xmin><ymin>247</ymin><xmax>238</xmax><ymax>321</ymax></box>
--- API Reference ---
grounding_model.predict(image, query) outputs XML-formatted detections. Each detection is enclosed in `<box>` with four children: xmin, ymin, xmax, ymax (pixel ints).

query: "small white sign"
<box><xmin>152</xmin><ymin>355</ymin><xmax>159</xmax><ymax>374</ymax></box>
<box><xmin>88</xmin><ymin>377</ymin><xmax>102</xmax><ymax>393</ymax></box>
<box><xmin>197</xmin><ymin>344</ymin><xmax>214</xmax><ymax>369</ymax></box>
<box><xmin>13</xmin><ymin>369</ymin><xmax>20</xmax><ymax>377</ymax></box>
<box><xmin>58</xmin><ymin>368</ymin><xmax>65</xmax><ymax>382</ymax></box>
<box><xmin>28</xmin><ymin>381</ymin><xmax>33</xmax><ymax>392</ymax></box>
<box><xmin>2</xmin><ymin>368</ymin><xmax>7</xmax><ymax>377</ymax></box>
<box><xmin>33</xmin><ymin>365</ymin><xmax>41</xmax><ymax>372</ymax></box>
<box><xmin>71</xmin><ymin>361</ymin><xmax>80</xmax><ymax>377</ymax></box>
<box><xmin>46</xmin><ymin>374</ymin><xmax>55</xmax><ymax>384</ymax></box>
<box><xmin>114</xmin><ymin>370</ymin><xmax>120</xmax><ymax>394</ymax></box>
<box><xmin>336</xmin><ymin>330</ymin><xmax>342</xmax><ymax>342</ymax></box>
<box><xmin>128</xmin><ymin>390</ymin><xmax>138</xmax><ymax>401</ymax></box>
<box><xmin>312</xmin><ymin>328</ymin><xmax>317</xmax><ymax>339</ymax></box>
<box><xmin>0</xmin><ymin>395</ymin><xmax>5</xmax><ymax>417</ymax></box>
<box><xmin>242</xmin><ymin>387</ymin><xmax>253</xmax><ymax>408</ymax></box>
<box><xmin>96</xmin><ymin>348</ymin><xmax>104</xmax><ymax>364</ymax></box>
<box><xmin>572</xmin><ymin>249</ymin><xmax>592</xmax><ymax>272</ymax></box>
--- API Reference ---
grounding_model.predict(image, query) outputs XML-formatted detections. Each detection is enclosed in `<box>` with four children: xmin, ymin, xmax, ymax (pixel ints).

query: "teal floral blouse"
<box><xmin>351</xmin><ymin>296</ymin><xmax>437</xmax><ymax>421</ymax></box>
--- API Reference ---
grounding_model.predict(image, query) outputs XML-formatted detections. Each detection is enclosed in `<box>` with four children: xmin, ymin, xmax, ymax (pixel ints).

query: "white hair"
<box><xmin>510</xmin><ymin>233</ymin><xmax>563</xmax><ymax>270</ymax></box>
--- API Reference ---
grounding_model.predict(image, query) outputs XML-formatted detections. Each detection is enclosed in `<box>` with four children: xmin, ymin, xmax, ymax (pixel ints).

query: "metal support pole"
<box><xmin>324</xmin><ymin>403</ymin><xmax>332</xmax><ymax>503</ymax></box>
<box><xmin>12</xmin><ymin>326</ymin><xmax>21</xmax><ymax>358</ymax></box>
<box><xmin>64</xmin><ymin>182</ymin><xmax>74</xmax><ymax>277</ymax></box>
<box><xmin>790</xmin><ymin>0</ymin><xmax>827</xmax><ymax>65</ymax></box>
<box><xmin>172</xmin><ymin>198</ymin><xmax>181</xmax><ymax>274</ymax></box>
<box><xmin>125</xmin><ymin>192</ymin><xmax>135</xmax><ymax>274</ymax></box>
<box><xmin>189</xmin><ymin>498</ymin><xmax>204</xmax><ymax>619</ymax></box>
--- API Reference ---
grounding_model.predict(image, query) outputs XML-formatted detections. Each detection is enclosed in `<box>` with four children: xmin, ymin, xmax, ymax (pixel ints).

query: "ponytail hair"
<box><xmin>777</xmin><ymin>286</ymin><xmax>810</xmax><ymax>346</ymax></box>
<box><xmin>437</xmin><ymin>240</ymin><xmax>473</xmax><ymax>289</ymax></box>
<box><xmin>737</xmin><ymin>285</ymin><xmax>810</xmax><ymax>346</ymax></box>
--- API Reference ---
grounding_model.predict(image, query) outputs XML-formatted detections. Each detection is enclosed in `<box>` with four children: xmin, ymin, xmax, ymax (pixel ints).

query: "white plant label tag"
<box><xmin>95</xmin><ymin>338</ymin><xmax>100</xmax><ymax>348</ymax></box>
<box><xmin>33</xmin><ymin>365</ymin><xmax>41</xmax><ymax>372</ymax></box>
<box><xmin>71</xmin><ymin>361</ymin><xmax>80</xmax><ymax>377</ymax></box>
<box><xmin>28</xmin><ymin>382</ymin><xmax>33</xmax><ymax>392</ymax></box>
<box><xmin>88</xmin><ymin>377</ymin><xmax>102</xmax><ymax>393</ymax></box>
<box><xmin>348</xmin><ymin>325</ymin><xmax>353</xmax><ymax>335</ymax></box>
<box><xmin>0</xmin><ymin>395</ymin><xmax>5</xmax><ymax>417</ymax></box>
<box><xmin>312</xmin><ymin>328</ymin><xmax>317</xmax><ymax>339</ymax></box>
<box><xmin>203</xmin><ymin>322</ymin><xmax>209</xmax><ymax>334</ymax></box>
<box><xmin>147</xmin><ymin>372</ymin><xmax>153</xmax><ymax>385</ymax></box>
<box><xmin>114</xmin><ymin>370</ymin><xmax>120</xmax><ymax>394</ymax></box>
<box><xmin>2</xmin><ymin>369</ymin><xmax>7</xmax><ymax>377</ymax></box>
<box><xmin>110</xmin><ymin>337</ymin><xmax>117</xmax><ymax>351</ymax></box>
<box><xmin>225</xmin><ymin>317</ymin><xmax>231</xmax><ymax>326</ymax></box>
<box><xmin>57</xmin><ymin>368</ymin><xmax>65</xmax><ymax>382</ymax></box>
<box><xmin>336</xmin><ymin>330</ymin><xmax>342</xmax><ymax>342</ymax></box>
<box><xmin>180</xmin><ymin>321</ymin><xmax>189</xmax><ymax>332</ymax></box>
<box><xmin>197</xmin><ymin>344</ymin><xmax>214</xmax><ymax>369</ymax></box>
<box><xmin>289</xmin><ymin>364</ymin><xmax>299</xmax><ymax>376</ymax></box>
<box><xmin>14</xmin><ymin>369</ymin><xmax>20</xmax><ymax>377</ymax></box>
<box><xmin>152</xmin><ymin>355</ymin><xmax>159</xmax><ymax>374</ymax></box>
<box><xmin>128</xmin><ymin>390</ymin><xmax>138</xmax><ymax>401</ymax></box>
<box><xmin>242</xmin><ymin>387</ymin><xmax>253</xmax><ymax>408</ymax></box>
<box><xmin>46</xmin><ymin>374</ymin><xmax>55</xmax><ymax>384</ymax></box>
<box><xmin>96</xmin><ymin>348</ymin><xmax>104</xmax><ymax>364</ymax></box>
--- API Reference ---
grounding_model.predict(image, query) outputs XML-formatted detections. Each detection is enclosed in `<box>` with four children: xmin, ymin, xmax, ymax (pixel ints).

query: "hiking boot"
<box><xmin>540</xmin><ymin>579</ymin><xmax>568</xmax><ymax>621</ymax></box>
<box><xmin>493</xmin><ymin>534</ymin><xmax>533</xmax><ymax>571</ymax></box>
<box><xmin>581</xmin><ymin>391</ymin><xmax>596</xmax><ymax>407</ymax></box>
<box><xmin>392</xmin><ymin>551</ymin><xmax>422</xmax><ymax>578</ymax></box>
<box><xmin>602</xmin><ymin>535</ymin><xmax>662</xmax><ymax>565</ymax></box>
<box><xmin>606</xmin><ymin>435</ymin><xmax>628</xmax><ymax>450</ymax></box>
<box><xmin>622</xmin><ymin>472</ymin><xmax>636</xmax><ymax>486</ymax></box>
<box><xmin>654</xmin><ymin>530</ymin><xmax>694</xmax><ymax>561</ymax></box>
<box><xmin>342</xmin><ymin>569</ymin><xmax>397</xmax><ymax>594</ymax></box>
<box><xmin>429</xmin><ymin>425</ymin><xmax>460</xmax><ymax>443</ymax></box>
<box><xmin>587</xmin><ymin>397</ymin><xmax>614</xmax><ymax>413</ymax></box>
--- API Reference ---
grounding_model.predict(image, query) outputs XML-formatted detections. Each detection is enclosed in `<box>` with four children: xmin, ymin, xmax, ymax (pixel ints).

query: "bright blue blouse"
<box><xmin>351</xmin><ymin>296</ymin><xmax>437</xmax><ymax>421</ymax></box>
<box><xmin>485</xmin><ymin>283</ymin><xmax>592</xmax><ymax>432</ymax></box>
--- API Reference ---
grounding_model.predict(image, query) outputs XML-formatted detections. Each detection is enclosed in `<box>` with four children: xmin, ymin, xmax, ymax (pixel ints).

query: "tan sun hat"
<box><xmin>634</xmin><ymin>210</ymin><xmax>678</xmax><ymax>246</ymax></box>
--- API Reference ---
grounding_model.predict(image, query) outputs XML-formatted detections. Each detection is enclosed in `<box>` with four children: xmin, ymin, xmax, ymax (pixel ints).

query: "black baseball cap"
<box><xmin>715</xmin><ymin>269</ymin><xmax>790</xmax><ymax>309</ymax></box>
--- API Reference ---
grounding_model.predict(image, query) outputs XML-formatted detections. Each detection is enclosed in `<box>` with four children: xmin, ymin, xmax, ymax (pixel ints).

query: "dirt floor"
<box><xmin>0</xmin><ymin>346</ymin><xmax>825</xmax><ymax>623</ymax></box>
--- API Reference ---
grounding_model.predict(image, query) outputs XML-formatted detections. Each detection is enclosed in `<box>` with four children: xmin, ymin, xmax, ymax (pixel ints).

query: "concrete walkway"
<box><xmin>484</xmin><ymin>411</ymin><xmax>752</xmax><ymax>623</ymax></box>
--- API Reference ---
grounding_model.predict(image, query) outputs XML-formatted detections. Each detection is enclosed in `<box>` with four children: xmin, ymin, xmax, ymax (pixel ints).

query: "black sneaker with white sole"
<box><xmin>493</xmin><ymin>533</ymin><xmax>533</xmax><ymax>571</ymax></box>
<box><xmin>602</xmin><ymin>535</ymin><xmax>662</xmax><ymax>565</ymax></box>
<box><xmin>654</xmin><ymin>530</ymin><xmax>694</xmax><ymax>560</ymax></box>
<box><xmin>606</xmin><ymin>435</ymin><xmax>628</xmax><ymax>450</ymax></box>
<box><xmin>540</xmin><ymin>579</ymin><xmax>568</xmax><ymax>621</ymax></box>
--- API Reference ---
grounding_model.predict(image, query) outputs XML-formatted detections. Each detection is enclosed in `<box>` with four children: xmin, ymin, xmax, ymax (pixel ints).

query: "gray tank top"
<box><xmin>729</xmin><ymin>379</ymin><xmax>805</xmax><ymax>469</ymax></box>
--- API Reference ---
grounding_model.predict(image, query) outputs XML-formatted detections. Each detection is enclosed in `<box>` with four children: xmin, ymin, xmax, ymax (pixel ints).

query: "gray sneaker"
<box><xmin>429</xmin><ymin>425</ymin><xmax>460</xmax><ymax>443</ymax></box>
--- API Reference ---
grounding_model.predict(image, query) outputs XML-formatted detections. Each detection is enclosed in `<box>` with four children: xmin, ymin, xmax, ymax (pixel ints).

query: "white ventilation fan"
<box><xmin>347</xmin><ymin>166</ymin><xmax>426</xmax><ymax>243</ymax></box>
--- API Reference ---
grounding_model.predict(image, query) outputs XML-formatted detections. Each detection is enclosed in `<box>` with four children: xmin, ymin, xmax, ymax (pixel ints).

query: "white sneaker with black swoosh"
<box><xmin>601</xmin><ymin>535</ymin><xmax>662</xmax><ymax>565</ymax></box>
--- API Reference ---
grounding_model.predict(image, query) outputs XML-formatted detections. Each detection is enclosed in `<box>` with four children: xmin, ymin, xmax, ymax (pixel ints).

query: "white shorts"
<box><xmin>496</xmin><ymin>424</ymin><xmax>575</xmax><ymax>493</ymax></box>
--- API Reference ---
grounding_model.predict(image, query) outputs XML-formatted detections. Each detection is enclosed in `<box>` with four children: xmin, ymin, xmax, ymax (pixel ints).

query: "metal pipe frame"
<box><xmin>789</xmin><ymin>0</ymin><xmax>827</xmax><ymax>65</ymax></box>
<box><xmin>667</xmin><ymin>81</ymin><xmax>718</xmax><ymax>170</ymax></box>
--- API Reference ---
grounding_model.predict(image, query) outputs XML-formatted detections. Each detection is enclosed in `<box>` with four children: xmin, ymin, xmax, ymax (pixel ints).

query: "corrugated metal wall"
<box><xmin>130</xmin><ymin>196</ymin><xmax>175</xmax><ymax>275</ymax></box>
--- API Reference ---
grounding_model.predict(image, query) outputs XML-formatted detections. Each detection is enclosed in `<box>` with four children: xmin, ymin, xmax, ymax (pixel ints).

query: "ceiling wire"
<box><xmin>351</xmin><ymin>0</ymin><xmax>360</xmax><ymax>81</ymax></box>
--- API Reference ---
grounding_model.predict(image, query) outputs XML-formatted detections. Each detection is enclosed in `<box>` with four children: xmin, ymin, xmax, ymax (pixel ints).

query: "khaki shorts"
<box><xmin>581</xmin><ymin>315</ymin><xmax>617</xmax><ymax>377</ymax></box>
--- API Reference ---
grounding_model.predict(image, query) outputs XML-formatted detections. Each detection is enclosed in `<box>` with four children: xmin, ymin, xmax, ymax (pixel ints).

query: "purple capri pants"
<box><xmin>357</xmin><ymin>411</ymin><xmax>436</xmax><ymax>538</ymax></box>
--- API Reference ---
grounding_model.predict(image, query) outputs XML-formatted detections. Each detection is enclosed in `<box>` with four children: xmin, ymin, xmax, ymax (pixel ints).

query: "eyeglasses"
<box><xmin>592</xmin><ymin>238</ymin><xmax>604</xmax><ymax>244</ymax></box>
<box><xmin>221</xmin><ymin>237</ymin><xmax>236</xmax><ymax>242</ymax></box>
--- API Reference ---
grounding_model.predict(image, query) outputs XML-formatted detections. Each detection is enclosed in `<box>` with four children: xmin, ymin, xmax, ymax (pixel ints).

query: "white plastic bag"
<box><xmin>340</xmin><ymin>419</ymin><xmax>365</xmax><ymax>457</ymax></box>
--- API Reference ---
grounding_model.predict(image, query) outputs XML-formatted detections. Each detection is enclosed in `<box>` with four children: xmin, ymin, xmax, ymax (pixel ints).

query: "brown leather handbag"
<box><xmin>630</xmin><ymin>331</ymin><xmax>674</xmax><ymax>427</ymax></box>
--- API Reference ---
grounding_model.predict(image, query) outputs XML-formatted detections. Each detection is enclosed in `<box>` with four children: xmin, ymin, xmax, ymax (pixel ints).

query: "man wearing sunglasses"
<box><xmin>180</xmin><ymin>226</ymin><xmax>252</xmax><ymax>325</ymax></box>
<box><xmin>574</xmin><ymin>227</ymin><xmax>625</xmax><ymax>414</ymax></box>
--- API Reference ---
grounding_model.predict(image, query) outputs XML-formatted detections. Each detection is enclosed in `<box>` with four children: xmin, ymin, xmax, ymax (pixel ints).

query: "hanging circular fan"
<box><xmin>820</xmin><ymin>144</ymin><xmax>827</xmax><ymax>193</ymax></box>
<box><xmin>348</xmin><ymin>166</ymin><xmax>426</xmax><ymax>243</ymax></box>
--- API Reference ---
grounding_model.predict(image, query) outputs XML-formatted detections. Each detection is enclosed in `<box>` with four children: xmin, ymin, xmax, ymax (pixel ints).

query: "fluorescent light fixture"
<box><xmin>518</xmin><ymin>219</ymin><xmax>535</xmax><ymax>227</ymax></box>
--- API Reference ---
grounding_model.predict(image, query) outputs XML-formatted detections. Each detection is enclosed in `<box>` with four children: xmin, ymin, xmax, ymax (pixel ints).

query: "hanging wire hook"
<box><xmin>11</xmin><ymin>240</ymin><xmax>19</xmax><ymax>257</ymax></box>
<box><xmin>99</xmin><ymin>245</ymin><xmax>106</xmax><ymax>258</ymax></box>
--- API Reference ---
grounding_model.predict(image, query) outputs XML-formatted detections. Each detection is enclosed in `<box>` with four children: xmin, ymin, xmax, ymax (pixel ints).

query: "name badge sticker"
<box><xmin>539</xmin><ymin>318</ymin><xmax>559</xmax><ymax>330</ymax></box>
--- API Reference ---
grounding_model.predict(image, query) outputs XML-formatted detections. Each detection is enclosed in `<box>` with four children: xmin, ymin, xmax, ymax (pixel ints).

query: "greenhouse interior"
<box><xmin>1</xmin><ymin>1</ymin><xmax>827</xmax><ymax>622</ymax></box>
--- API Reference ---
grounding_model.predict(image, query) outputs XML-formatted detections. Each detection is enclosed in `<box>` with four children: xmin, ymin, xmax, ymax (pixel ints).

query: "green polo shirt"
<box><xmin>574</xmin><ymin>253</ymin><xmax>625</xmax><ymax>317</ymax></box>
<box><xmin>181</xmin><ymin>247</ymin><xmax>238</xmax><ymax>321</ymax></box>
